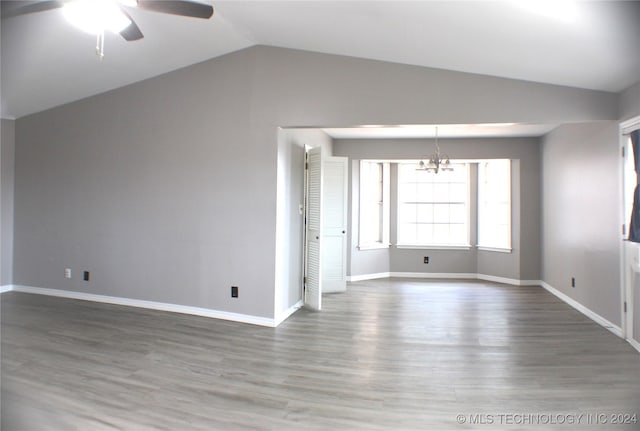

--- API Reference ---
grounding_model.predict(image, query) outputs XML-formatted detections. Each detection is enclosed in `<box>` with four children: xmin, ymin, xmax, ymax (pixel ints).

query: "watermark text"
<box><xmin>455</xmin><ymin>412</ymin><xmax>638</xmax><ymax>426</ymax></box>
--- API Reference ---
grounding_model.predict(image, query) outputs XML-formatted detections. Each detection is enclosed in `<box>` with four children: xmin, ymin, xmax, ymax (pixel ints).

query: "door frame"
<box><xmin>302</xmin><ymin>148</ymin><xmax>309</xmax><ymax>301</ymax></box>
<box><xmin>620</xmin><ymin>115</ymin><xmax>640</xmax><ymax>344</ymax></box>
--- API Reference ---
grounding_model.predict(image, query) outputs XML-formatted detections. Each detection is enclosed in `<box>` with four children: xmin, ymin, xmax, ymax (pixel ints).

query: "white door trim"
<box><xmin>619</xmin><ymin>115</ymin><xmax>640</xmax><ymax>342</ymax></box>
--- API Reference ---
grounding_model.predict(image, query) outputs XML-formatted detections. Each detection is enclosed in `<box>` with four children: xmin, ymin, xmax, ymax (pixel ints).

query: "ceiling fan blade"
<box><xmin>1</xmin><ymin>1</ymin><xmax>64</xmax><ymax>19</ymax></box>
<box><xmin>119</xmin><ymin>9</ymin><xmax>144</xmax><ymax>41</ymax></box>
<box><xmin>135</xmin><ymin>1</ymin><xmax>213</xmax><ymax>19</ymax></box>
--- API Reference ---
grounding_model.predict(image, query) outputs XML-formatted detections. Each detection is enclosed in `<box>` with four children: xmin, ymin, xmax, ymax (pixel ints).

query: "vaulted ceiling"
<box><xmin>2</xmin><ymin>0</ymin><xmax>639</xmax><ymax>120</ymax></box>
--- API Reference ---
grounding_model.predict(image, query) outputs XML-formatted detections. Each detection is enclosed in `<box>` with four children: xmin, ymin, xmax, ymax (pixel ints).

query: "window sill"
<box><xmin>396</xmin><ymin>244</ymin><xmax>472</xmax><ymax>251</ymax></box>
<box><xmin>477</xmin><ymin>246</ymin><xmax>512</xmax><ymax>253</ymax></box>
<box><xmin>358</xmin><ymin>244</ymin><xmax>391</xmax><ymax>251</ymax></box>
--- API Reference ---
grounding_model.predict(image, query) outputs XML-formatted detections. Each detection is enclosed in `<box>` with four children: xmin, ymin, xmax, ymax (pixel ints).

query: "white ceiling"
<box><xmin>2</xmin><ymin>0</ymin><xmax>639</xmax><ymax>121</ymax></box>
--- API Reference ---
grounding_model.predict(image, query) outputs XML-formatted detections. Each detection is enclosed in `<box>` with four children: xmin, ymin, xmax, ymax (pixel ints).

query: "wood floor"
<box><xmin>2</xmin><ymin>279</ymin><xmax>640</xmax><ymax>430</ymax></box>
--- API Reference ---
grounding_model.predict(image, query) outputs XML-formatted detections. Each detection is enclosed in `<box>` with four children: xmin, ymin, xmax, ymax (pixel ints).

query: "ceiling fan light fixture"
<box><xmin>63</xmin><ymin>0</ymin><xmax>132</xmax><ymax>35</ymax></box>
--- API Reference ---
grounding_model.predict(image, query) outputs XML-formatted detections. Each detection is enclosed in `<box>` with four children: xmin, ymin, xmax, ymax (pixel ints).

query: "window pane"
<box><xmin>398</xmin><ymin>183</ymin><xmax>415</xmax><ymax>202</ymax></box>
<box><xmin>397</xmin><ymin>162</ymin><xmax>469</xmax><ymax>246</ymax></box>
<box><xmin>433</xmin><ymin>204</ymin><xmax>449</xmax><ymax>223</ymax></box>
<box><xmin>449</xmin><ymin>183</ymin><xmax>467</xmax><ymax>201</ymax></box>
<box><xmin>450</xmin><ymin>224</ymin><xmax>467</xmax><ymax>244</ymax></box>
<box><xmin>416</xmin><ymin>183</ymin><xmax>433</xmax><ymax>202</ymax></box>
<box><xmin>416</xmin><ymin>224</ymin><xmax>433</xmax><ymax>245</ymax></box>
<box><xmin>432</xmin><ymin>183</ymin><xmax>449</xmax><ymax>202</ymax></box>
<box><xmin>495</xmin><ymin>226</ymin><xmax>509</xmax><ymax>247</ymax></box>
<box><xmin>417</xmin><ymin>204</ymin><xmax>434</xmax><ymax>223</ymax></box>
<box><xmin>496</xmin><ymin>203</ymin><xmax>510</xmax><ymax>225</ymax></box>
<box><xmin>450</xmin><ymin>204</ymin><xmax>466</xmax><ymax>224</ymax></box>
<box><xmin>398</xmin><ymin>223</ymin><xmax>418</xmax><ymax>245</ymax></box>
<box><xmin>399</xmin><ymin>203</ymin><xmax>418</xmax><ymax>224</ymax></box>
<box><xmin>449</xmin><ymin>168</ymin><xmax>467</xmax><ymax>182</ymax></box>
<box><xmin>360</xmin><ymin>161</ymin><xmax>390</xmax><ymax>247</ymax></box>
<box><xmin>478</xmin><ymin>159</ymin><xmax>511</xmax><ymax>249</ymax></box>
<box><xmin>432</xmin><ymin>225</ymin><xmax>450</xmax><ymax>244</ymax></box>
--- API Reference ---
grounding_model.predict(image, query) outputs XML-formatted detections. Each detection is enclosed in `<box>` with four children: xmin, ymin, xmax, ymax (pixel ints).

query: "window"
<box><xmin>624</xmin><ymin>135</ymin><xmax>637</xmax><ymax>234</ymax></box>
<box><xmin>477</xmin><ymin>159</ymin><xmax>511</xmax><ymax>251</ymax></box>
<box><xmin>359</xmin><ymin>161</ymin><xmax>390</xmax><ymax>249</ymax></box>
<box><xmin>397</xmin><ymin>162</ymin><xmax>470</xmax><ymax>247</ymax></box>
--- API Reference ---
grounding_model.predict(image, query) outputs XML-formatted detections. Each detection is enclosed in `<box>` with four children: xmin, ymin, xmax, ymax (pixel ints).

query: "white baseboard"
<box><xmin>347</xmin><ymin>272</ymin><xmax>391</xmax><ymax>282</ymax></box>
<box><xmin>5</xmin><ymin>282</ymin><xmax>631</xmax><ymax>347</ymax></box>
<box><xmin>477</xmin><ymin>274</ymin><xmax>542</xmax><ymax>286</ymax></box>
<box><xmin>347</xmin><ymin>272</ymin><xmax>538</xmax><ymax>287</ymax></box>
<box><xmin>1</xmin><ymin>284</ymin><xmax>15</xmax><ymax>293</ymax></box>
<box><xmin>519</xmin><ymin>279</ymin><xmax>543</xmax><ymax>286</ymax></box>
<box><xmin>391</xmin><ymin>272</ymin><xmax>477</xmax><ymax>280</ymax></box>
<box><xmin>275</xmin><ymin>300</ymin><xmax>303</xmax><ymax>326</ymax></box>
<box><xmin>9</xmin><ymin>285</ymin><xmax>278</xmax><ymax>327</ymax></box>
<box><xmin>539</xmin><ymin>281</ymin><xmax>623</xmax><ymax>338</ymax></box>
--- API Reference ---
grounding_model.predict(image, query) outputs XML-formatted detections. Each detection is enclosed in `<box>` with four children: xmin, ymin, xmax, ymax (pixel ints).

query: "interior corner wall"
<box><xmin>14</xmin><ymin>48</ymin><xmax>279</xmax><ymax>319</ymax></box>
<box><xmin>541</xmin><ymin>121</ymin><xmax>621</xmax><ymax>326</ymax></box>
<box><xmin>334</xmin><ymin>137</ymin><xmax>540</xmax><ymax>280</ymax></box>
<box><xmin>1</xmin><ymin>118</ymin><xmax>16</xmax><ymax>286</ymax></box>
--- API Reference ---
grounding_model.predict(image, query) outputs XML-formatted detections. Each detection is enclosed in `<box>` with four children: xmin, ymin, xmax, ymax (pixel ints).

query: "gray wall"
<box><xmin>13</xmin><ymin>45</ymin><xmax>619</xmax><ymax>321</ymax></box>
<box><xmin>334</xmin><ymin>137</ymin><xmax>540</xmax><ymax>281</ymax></box>
<box><xmin>619</xmin><ymin>81</ymin><xmax>640</xmax><ymax>122</ymax></box>
<box><xmin>541</xmin><ymin>122</ymin><xmax>621</xmax><ymax>325</ymax></box>
<box><xmin>1</xmin><ymin>119</ymin><xmax>15</xmax><ymax>286</ymax></box>
<box><xmin>15</xmin><ymin>49</ymin><xmax>278</xmax><ymax>318</ymax></box>
<box><xmin>252</xmin><ymin>47</ymin><xmax>618</xmax><ymax>127</ymax></box>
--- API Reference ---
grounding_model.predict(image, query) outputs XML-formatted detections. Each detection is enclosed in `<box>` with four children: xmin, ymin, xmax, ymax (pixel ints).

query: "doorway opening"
<box><xmin>621</xmin><ymin>115</ymin><xmax>640</xmax><ymax>352</ymax></box>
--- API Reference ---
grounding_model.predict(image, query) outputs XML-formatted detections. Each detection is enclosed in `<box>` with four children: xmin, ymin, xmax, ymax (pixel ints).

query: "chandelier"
<box><xmin>417</xmin><ymin>126</ymin><xmax>453</xmax><ymax>173</ymax></box>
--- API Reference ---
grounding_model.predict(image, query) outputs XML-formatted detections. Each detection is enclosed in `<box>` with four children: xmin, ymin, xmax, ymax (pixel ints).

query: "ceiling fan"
<box><xmin>2</xmin><ymin>0</ymin><xmax>214</xmax><ymax>59</ymax></box>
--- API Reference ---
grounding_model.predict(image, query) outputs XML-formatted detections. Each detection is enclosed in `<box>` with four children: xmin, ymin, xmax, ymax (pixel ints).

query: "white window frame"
<box><xmin>358</xmin><ymin>160</ymin><xmax>390</xmax><ymax>250</ymax></box>
<box><xmin>623</xmin><ymin>135</ymin><xmax>636</xmax><ymax>235</ymax></box>
<box><xmin>477</xmin><ymin>159</ymin><xmax>512</xmax><ymax>252</ymax></box>
<box><xmin>396</xmin><ymin>161</ymin><xmax>471</xmax><ymax>249</ymax></box>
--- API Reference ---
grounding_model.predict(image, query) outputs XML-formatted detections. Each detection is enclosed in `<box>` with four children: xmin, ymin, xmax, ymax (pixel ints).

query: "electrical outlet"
<box><xmin>83</xmin><ymin>271</ymin><xmax>90</xmax><ymax>281</ymax></box>
<box><xmin>231</xmin><ymin>286</ymin><xmax>238</xmax><ymax>298</ymax></box>
<box><xmin>424</xmin><ymin>256</ymin><xmax>429</xmax><ymax>264</ymax></box>
<box><xmin>571</xmin><ymin>277</ymin><xmax>576</xmax><ymax>288</ymax></box>
<box><xmin>64</xmin><ymin>268</ymin><xmax>72</xmax><ymax>279</ymax></box>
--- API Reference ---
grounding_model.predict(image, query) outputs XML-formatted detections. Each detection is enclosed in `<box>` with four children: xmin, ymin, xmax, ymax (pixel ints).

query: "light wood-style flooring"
<box><xmin>2</xmin><ymin>279</ymin><xmax>640</xmax><ymax>430</ymax></box>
